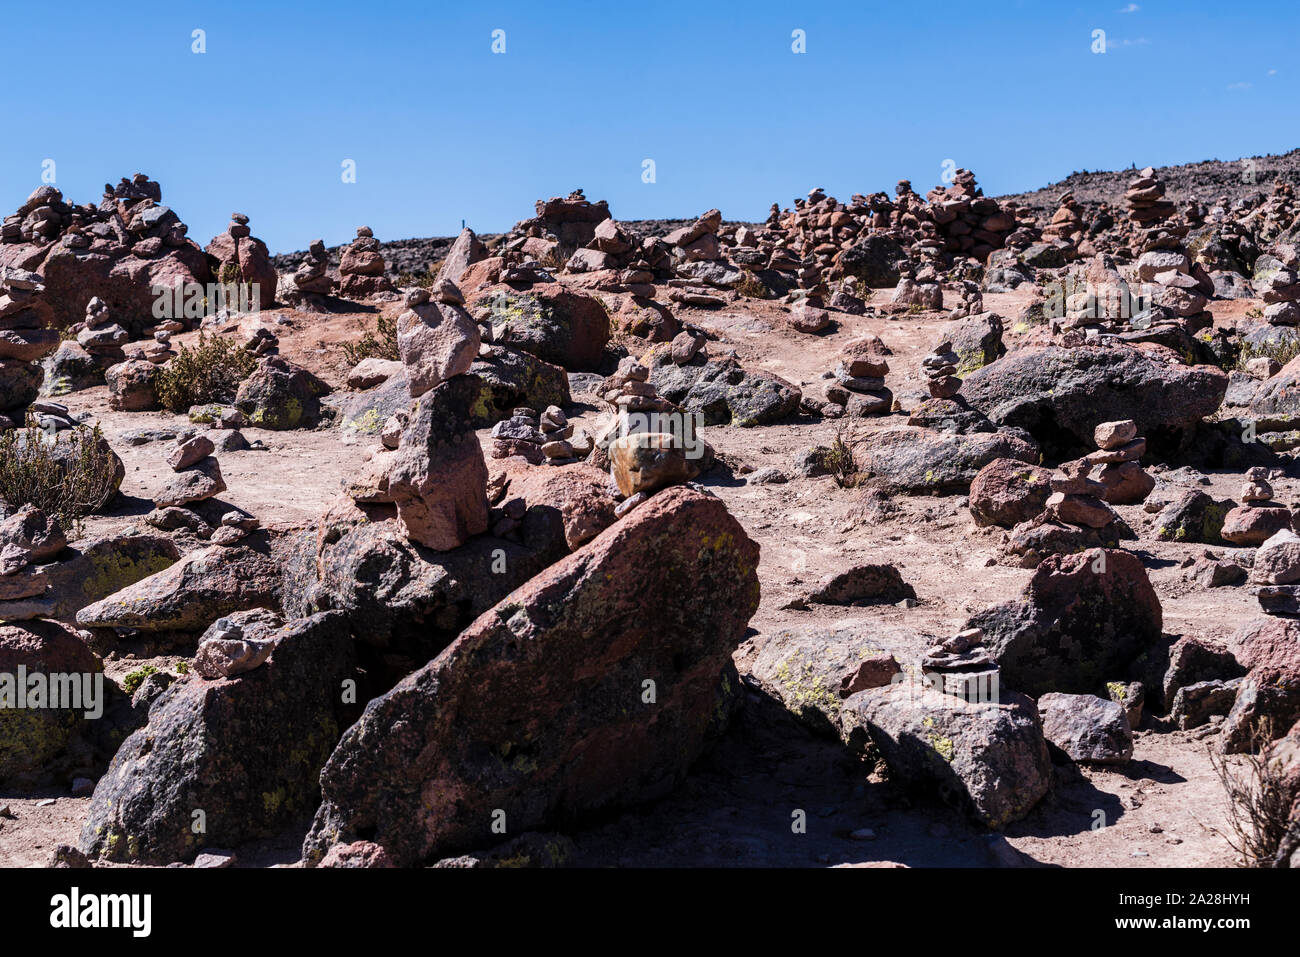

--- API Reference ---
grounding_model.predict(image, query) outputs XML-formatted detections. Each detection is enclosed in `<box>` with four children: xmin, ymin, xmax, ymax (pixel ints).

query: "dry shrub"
<box><xmin>1209</xmin><ymin>718</ymin><xmax>1299</xmax><ymax>866</ymax></box>
<box><xmin>156</xmin><ymin>333</ymin><xmax>256</xmax><ymax>412</ymax></box>
<box><xmin>341</xmin><ymin>312</ymin><xmax>399</xmax><ymax>365</ymax></box>
<box><xmin>0</xmin><ymin>424</ymin><xmax>120</xmax><ymax>529</ymax></box>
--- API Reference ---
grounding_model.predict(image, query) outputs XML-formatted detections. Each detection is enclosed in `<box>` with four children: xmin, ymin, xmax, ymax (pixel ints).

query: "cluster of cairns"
<box><xmin>146</xmin><ymin>433</ymin><xmax>258</xmax><ymax>545</ymax></box>
<box><xmin>489</xmin><ymin>405</ymin><xmax>591</xmax><ymax>466</ymax></box>
<box><xmin>0</xmin><ymin>267</ymin><xmax>56</xmax><ymax>429</ymax></box>
<box><xmin>994</xmin><ymin>421</ymin><xmax>1153</xmax><ymax>567</ymax></box>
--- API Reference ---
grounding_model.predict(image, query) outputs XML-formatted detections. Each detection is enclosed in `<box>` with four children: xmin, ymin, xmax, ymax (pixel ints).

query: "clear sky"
<box><xmin>1</xmin><ymin>0</ymin><xmax>1294</xmax><ymax>253</ymax></box>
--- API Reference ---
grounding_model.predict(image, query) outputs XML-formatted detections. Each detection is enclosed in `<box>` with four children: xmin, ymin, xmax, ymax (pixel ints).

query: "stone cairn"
<box><xmin>825</xmin><ymin>336</ymin><xmax>891</xmax><ymax>416</ymax></box>
<box><xmin>921</xmin><ymin>626</ymin><xmax>999</xmax><ymax>705</ymax></box>
<box><xmin>0</xmin><ymin>267</ymin><xmax>56</xmax><ymax>430</ymax></box>
<box><xmin>204</xmin><ymin>212</ymin><xmax>277</xmax><ymax>313</ymax></box>
<box><xmin>1041</xmin><ymin>191</ymin><xmax>1085</xmax><ymax>245</ymax></box>
<box><xmin>1124</xmin><ymin>166</ymin><xmax>1175</xmax><ymax>228</ymax></box>
<box><xmin>285</xmin><ymin>238</ymin><xmax>334</xmax><ymax>306</ymax></box>
<box><xmin>921</xmin><ymin>340</ymin><xmax>961</xmax><ymax>398</ymax></box>
<box><xmin>538</xmin><ymin>404</ymin><xmax>592</xmax><ymax>465</ymax></box>
<box><xmin>76</xmin><ymin>296</ymin><xmax>128</xmax><ymax>371</ymax></box>
<box><xmin>1003</xmin><ymin>456</ymin><xmax>1125</xmax><ymax>567</ymax></box>
<box><xmin>1222</xmin><ymin>467</ymin><xmax>1292</xmax><ymax>547</ymax></box>
<box><xmin>338</xmin><ymin>226</ymin><xmax>395</xmax><ymax>299</ymax></box>
<box><xmin>1256</xmin><ymin>244</ymin><xmax>1300</xmax><ymax>328</ymax></box>
<box><xmin>1089</xmin><ymin>419</ymin><xmax>1155</xmax><ymax>506</ymax></box>
<box><xmin>489</xmin><ymin>407</ymin><xmax>547</xmax><ymax>465</ymax></box>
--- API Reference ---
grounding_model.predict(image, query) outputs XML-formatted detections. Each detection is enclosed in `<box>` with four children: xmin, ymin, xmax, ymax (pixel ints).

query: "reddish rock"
<box><xmin>303</xmin><ymin>486</ymin><xmax>760</xmax><ymax>866</ymax></box>
<box><xmin>969</xmin><ymin>457</ymin><xmax>1053</xmax><ymax>527</ymax></box>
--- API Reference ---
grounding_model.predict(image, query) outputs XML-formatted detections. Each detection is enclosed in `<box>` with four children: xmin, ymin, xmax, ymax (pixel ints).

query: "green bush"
<box><xmin>1236</xmin><ymin>337</ymin><xmax>1300</xmax><ymax>371</ymax></box>
<box><xmin>122</xmin><ymin>665</ymin><xmax>158</xmax><ymax>696</ymax></box>
<box><xmin>156</xmin><ymin>333</ymin><xmax>257</xmax><ymax>412</ymax></box>
<box><xmin>0</xmin><ymin>424</ymin><xmax>121</xmax><ymax>529</ymax></box>
<box><xmin>341</xmin><ymin>312</ymin><xmax>399</xmax><ymax>366</ymax></box>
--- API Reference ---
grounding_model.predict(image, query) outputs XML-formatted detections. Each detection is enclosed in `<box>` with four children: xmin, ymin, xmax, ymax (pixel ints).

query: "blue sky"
<box><xmin>1</xmin><ymin>0</ymin><xmax>1293</xmax><ymax>253</ymax></box>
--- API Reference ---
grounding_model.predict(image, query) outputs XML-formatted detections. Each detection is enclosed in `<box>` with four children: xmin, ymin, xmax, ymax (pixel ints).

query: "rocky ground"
<box><xmin>2</xmin><ymin>156</ymin><xmax>1299</xmax><ymax>871</ymax></box>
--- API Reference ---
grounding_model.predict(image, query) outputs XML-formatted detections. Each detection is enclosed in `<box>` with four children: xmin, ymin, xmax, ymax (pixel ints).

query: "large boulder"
<box><xmin>968</xmin><ymin>549</ymin><xmax>1163</xmax><ymax>697</ymax></box>
<box><xmin>968</xmin><ymin>457</ymin><xmax>1053</xmax><ymax>527</ymax></box>
<box><xmin>302</xmin><ymin>486</ymin><xmax>760</xmax><ymax>866</ymax></box>
<box><xmin>649</xmin><ymin>353</ymin><xmax>800</xmax><ymax>427</ymax></box>
<box><xmin>474</xmin><ymin>283</ymin><xmax>610</xmax><ymax>371</ymax></box>
<box><xmin>75</xmin><ymin>542</ymin><xmax>279</xmax><ymax>633</ymax></box>
<box><xmin>1037</xmin><ymin>692</ymin><xmax>1133</xmax><ymax>765</ymax></box>
<box><xmin>1221</xmin><ymin>616</ymin><xmax>1300</xmax><ymax>754</ymax></box>
<box><xmin>840</xmin><ymin>683</ymin><xmax>1052</xmax><ymax>828</ymax></box>
<box><xmin>396</xmin><ymin>295</ymin><xmax>480</xmax><ymax>398</ymax></box>
<box><xmin>282</xmin><ymin>495</ymin><xmax>571</xmax><ymax>672</ymax></box>
<box><xmin>234</xmin><ymin>356</ymin><xmax>331</xmax><ymax>430</ymax></box>
<box><xmin>0</xmin><ymin>619</ymin><xmax>104</xmax><ymax>785</ymax></box>
<box><xmin>961</xmin><ymin>345</ymin><xmax>1227</xmax><ymax>457</ymax></box>
<box><xmin>465</xmin><ymin>345</ymin><xmax>570</xmax><ymax>428</ymax></box>
<box><xmin>79</xmin><ymin>613</ymin><xmax>357</xmax><ymax>864</ymax></box>
<box><xmin>837</xmin><ymin>235</ymin><xmax>911</xmax><ymax>287</ymax></box>
<box><xmin>858</xmin><ymin>427</ymin><xmax>1039</xmax><ymax>494</ymax></box>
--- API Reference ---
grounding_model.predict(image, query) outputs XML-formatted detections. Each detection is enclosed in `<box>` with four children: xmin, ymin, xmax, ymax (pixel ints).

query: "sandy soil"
<box><xmin>0</xmin><ymin>283</ymin><xmax>1265</xmax><ymax>868</ymax></box>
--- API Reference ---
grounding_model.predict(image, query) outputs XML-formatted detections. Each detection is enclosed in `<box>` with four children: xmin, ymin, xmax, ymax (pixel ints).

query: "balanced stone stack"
<box><xmin>204</xmin><ymin>213</ymin><xmax>278</xmax><ymax>310</ymax></box>
<box><xmin>923</xmin><ymin>168</ymin><xmax>1017</xmax><ymax>262</ymax></box>
<box><xmin>921</xmin><ymin>627</ymin><xmax>999</xmax><ymax>705</ymax></box>
<box><xmin>1124</xmin><ymin>167</ymin><xmax>1175</xmax><ymax>227</ymax></box>
<box><xmin>1222</xmin><ymin>467</ymin><xmax>1292</xmax><ymax>546</ymax></box>
<box><xmin>338</xmin><ymin>226</ymin><xmax>395</xmax><ymax>299</ymax></box>
<box><xmin>283</xmin><ymin>238</ymin><xmax>334</xmax><ymax>306</ymax></box>
<box><xmin>825</xmin><ymin>336</ymin><xmax>891</xmax><ymax>416</ymax></box>
<box><xmin>1041</xmin><ymin>191</ymin><xmax>1085</xmax><ymax>244</ymax></box>
<box><xmin>921</xmin><ymin>340</ymin><xmax>961</xmax><ymax>399</ymax></box>
<box><xmin>76</xmin><ymin>296</ymin><xmax>128</xmax><ymax>370</ymax></box>
<box><xmin>1003</xmin><ymin>458</ymin><xmax>1124</xmax><ymax>566</ymax></box>
<box><xmin>1046</xmin><ymin>459</ymin><xmax>1121</xmax><ymax>532</ymax></box>
<box><xmin>949</xmin><ymin>279</ymin><xmax>984</xmax><ymax>318</ymax></box>
<box><xmin>1089</xmin><ymin>419</ymin><xmax>1155</xmax><ymax>505</ymax></box>
<box><xmin>489</xmin><ymin>407</ymin><xmax>547</xmax><ymax>465</ymax></box>
<box><xmin>395</xmin><ymin>283</ymin><xmax>479</xmax><ymax>399</ymax></box>
<box><xmin>153</xmin><ymin>435</ymin><xmax>227</xmax><ymax>510</ymax></box>
<box><xmin>0</xmin><ymin>267</ymin><xmax>55</xmax><ymax>429</ymax></box>
<box><xmin>538</xmin><ymin>404</ymin><xmax>592</xmax><ymax>465</ymax></box>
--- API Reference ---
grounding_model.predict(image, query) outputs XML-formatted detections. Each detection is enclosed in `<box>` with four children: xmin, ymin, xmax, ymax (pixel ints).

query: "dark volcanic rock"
<box><xmin>649</xmin><ymin>353</ymin><xmax>800</xmax><ymax>427</ymax></box>
<box><xmin>79</xmin><ymin>613</ymin><xmax>357</xmax><ymax>864</ymax></box>
<box><xmin>968</xmin><ymin>549</ymin><xmax>1163</xmax><ymax>697</ymax></box>
<box><xmin>858</xmin><ymin>427</ymin><xmax>1040</xmax><ymax>494</ymax></box>
<box><xmin>961</xmin><ymin>345</ymin><xmax>1227</xmax><ymax>457</ymax></box>
<box><xmin>474</xmin><ymin>283</ymin><xmax>611</xmax><ymax>371</ymax></box>
<box><xmin>302</xmin><ymin>486</ymin><xmax>760</xmax><ymax>866</ymax></box>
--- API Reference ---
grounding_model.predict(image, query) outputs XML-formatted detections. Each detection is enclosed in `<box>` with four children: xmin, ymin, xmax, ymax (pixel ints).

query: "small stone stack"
<box><xmin>538</xmin><ymin>404</ymin><xmax>592</xmax><ymax>465</ymax></box>
<box><xmin>204</xmin><ymin>213</ymin><xmax>278</xmax><ymax>310</ymax></box>
<box><xmin>825</xmin><ymin>336</ymin><xmax>891</xmax><ymax>416</ymax></box>
<box><xmin>1221</xmin><ymin>467</ymin><xmax>1293</xmax><ymax>546</ymax></box>
<box><xmin>921</xmin><ymin>626</ymin><xmax>999</xmax><ymax>705</ymax></box>
<box><xmin>285</xmin><ymin>238</ymin><xmax>334</xmax><ymax>305</ymax></box>
<box><xmin>338</xmin><ymin>226</ymin><xmax>395</xmax><ymax>299</ymax></box>
<box><xmin>489</xmin><ymin>407</ymin><xmax>547</xmax><ymax>465</ymax></box>
<box><xmin>1045</xmin><ymin>459</ymin><xmax>1120</xmax><ymax>531</ymax></box>
<box><xmin>1255</xmin><ymin>245</ymin><xmax>1300</xmax><ymax>327</ymax></box>
<box><xmin>152</xmin><ymin>435</ymin><xmax>227</xmax><ymax>511</ymax></box>
<box><xmin>1041</xmin><ymin>191</ymin><xmax>1085</xmax><ymax>244</ymax></box>
<box><xmin>948</xmin><ymin>279</ymin><xmax>984</xmax><ymax>318</ymax></box>
<box><xmin>76</xmin><ymin>296</ymin><xmax>128</xmax><ymax>370</ymax></box>
<box><xmin>921</xmin><ymin>340</ymin><xmax>961</xmax><ymax>398</ymax></box>
<box><xmin>0</xmin><ymin>267</ymin><xmax>55</xmax><ymax>430</ymax></box>
<box><xmin>1089</xmin><ymin>419</ymin><xmax>1155</xmax><ymax>505</ymax></box>
<box><xmin>1124</xmin><ymin>166</ymin><xmax>1175</xmax><ymax>226</ymax></box>
<box><xmin>1252</xmin><ymin>528</ymin><xmax>1300</xmax><ymax>615</ymax></box>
